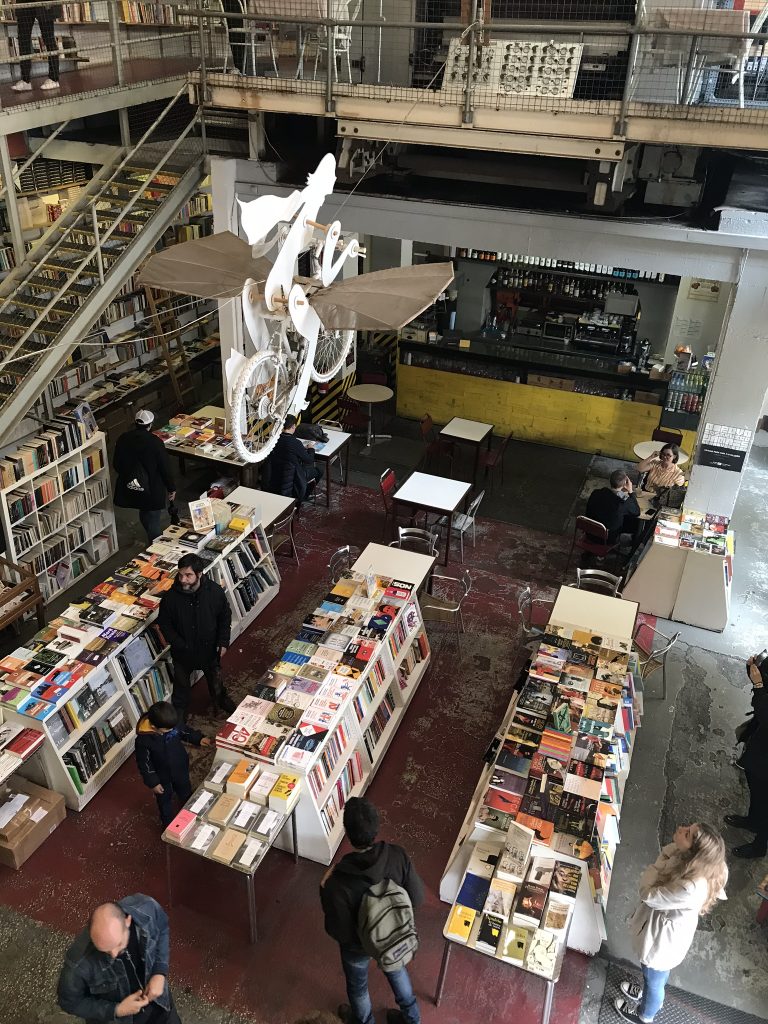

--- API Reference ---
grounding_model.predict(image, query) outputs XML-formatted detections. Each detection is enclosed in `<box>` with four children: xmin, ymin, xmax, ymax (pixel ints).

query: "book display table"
<box><xmin>162</xmin><ymin>783</ymin><xmax>299</xmax><ymax>944</ymax></box>
<box><xmin>351</xmin><ymin>543</ymin><xmax>436</xmax><ymax>594</ymax></box>
<box><xmin>440</xmin><ymin>585</ymin><xmax>643</xmax><ymax>965</ymax></box>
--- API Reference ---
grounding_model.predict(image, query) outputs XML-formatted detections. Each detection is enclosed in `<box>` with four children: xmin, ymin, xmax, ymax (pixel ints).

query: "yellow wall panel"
<box><xmin>396</xmin><ymin>364</ymin><xmax>690</xmax><ymax>462</ymax></box>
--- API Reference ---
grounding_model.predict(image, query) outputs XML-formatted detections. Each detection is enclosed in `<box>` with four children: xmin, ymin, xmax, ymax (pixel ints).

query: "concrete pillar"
<box><xmin>685</xmin><ymin>252</ymin><xmax>768</xmax><ymax>518</ymax></box>
<box><xmin>400</xmin><ymin>239</ymin><xmax>413</xmax><ymax>267</ymax></box>
<box><xmin>248</xmin><ymin>113</ymin><xmax>266</xmax><ymax>161</ymax></box>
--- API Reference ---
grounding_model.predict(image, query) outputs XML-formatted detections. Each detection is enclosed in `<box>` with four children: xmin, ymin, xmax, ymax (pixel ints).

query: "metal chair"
<box><xmin>431</xmin><ymin>489</ymin><xmax>485</xmax><ymax>562</ymax></box>
<box><xmin>478</xmin><ymin>431</ymin><xmax>512</xmax><ymax>491</ymax></box>
<box><xmin>266</xmin><ymin>507</ymin><xmax>299</xmax><ymax>566</ymax></box>
<box><xmin>633</xmin><ymin>622</ymin><xmax>680</xmax><ymax>701</ymax></box>
<box><xmin>328</xmin><ymin>544</ymin><xmax>360</xmax><ymax>584</ymax></box>
<box><xmin>517</xmin><ymin>585</ymin><xmax>546</xmax><ymax>647</ymax></box>
<box><xmin>389</xmin><ymin>526</ymin><xmax>439</xmax><ymax>558</ymax></box>
<box><xmin>420</xmin><ymin>568</ymin><xmax>472</xmax><ymax>643</ymax></box>
<box><xmin>565</xmin><ymin>516</ymin><xmax>619</xmax><ymax>573</ymax></box>
<box><xmin>311</xmin><ymin>0</ymin><xmax>361</xmax><ymax>82</ymax></box>
<box><xmin>652</xmin><ymin>428</ymin><xmax>683</xmax><ymax>447</ymax></box>
<box><xmin>574</xmin><ymin>568</ymin><xmax>623</xmax><ymax>597</ymax></box>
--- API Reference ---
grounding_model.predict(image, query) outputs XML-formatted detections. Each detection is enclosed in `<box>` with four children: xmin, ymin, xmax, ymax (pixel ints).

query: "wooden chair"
<box><xmin>633</xmin><ymin>622</ymin><xmax>680</xmax><ymax>700</ymax></box>
<box><xmin>652</xmin><ymin>428</ymin><xmax>683</xmax><ymax>446</ymax></box>
<box><xmin>267</xmin><ymin>507</ymin><xmax>299</xmax><ymax>567</ymax></box>
<box><xmin>419</xmin><ymin>414</ymin><xmax>454</xmax><ymax>473</ymax></box>
<box><xmin>328</xmin><ymin>544</ymin><xmax>360</xmax><ymax>583</ymax></box>
<box><xmin>478</xmin><ymin>431</ymin><xmax>512</xmax><ymax>491</ymax></box>
<box><xmin>389</xmin><ymin>526</ymin><xmax>439</xmax><ymax>557</ymax></box>
<box><xmin>420</xmin><ymin>568</ymin><xmax>472</xmax><ymax>644</ymax></box>
<box><xmin>574</xmin><ymin>568</ymin><xmax>623</xmax><ymax>596</ymax></box>
<box><xmin>379</xmin><ymin>468</ymin><xmax>397</xmax><ymax>539</ymax></box>
<box><xmin>517</xmin><ymin>585</ymin><xmax>546</xmax><ymax>647</ymax></box>
<box><xmin>565</xmin><ymin>516</ymin><xmax>619</xmax><ymax>573</ymax></box>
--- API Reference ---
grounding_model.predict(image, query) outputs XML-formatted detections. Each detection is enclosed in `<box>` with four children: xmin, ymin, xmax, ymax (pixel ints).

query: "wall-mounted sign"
<box><xmin>687</xmin><ymin>278</ymin><xmax>721</xmax><ymax>302</ymax></box>
<box><xmin>698</xmin><ymin>422</ymin><xmax>752</xmax><ymax>473</ymax></box>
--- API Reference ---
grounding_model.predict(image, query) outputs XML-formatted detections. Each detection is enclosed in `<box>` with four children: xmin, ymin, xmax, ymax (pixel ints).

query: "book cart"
<box><xmin>1</xmin><ymin>504</ymin><xmax>280</xmax><ymax>811</ymax></box>
<box><xmin>212</xmin><ymin>568</ymin><xmax>433</xmax><ymax>865</ymax></box>
<box><xmin>439</xmin><ymin>583</ymin><xmax>643</xmax><ymax>1010</ymax></box>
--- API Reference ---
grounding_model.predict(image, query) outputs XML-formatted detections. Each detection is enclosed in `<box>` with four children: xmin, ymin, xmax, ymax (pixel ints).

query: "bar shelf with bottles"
<box><xmin>659</xmin><ymin>369</ymin><xmax>709</xmax><ymax>432</ymax></box>
<box><xmin>455</xmin><ymin>250</ymin><xmax>679</xmax><ymax>287</ymax></box>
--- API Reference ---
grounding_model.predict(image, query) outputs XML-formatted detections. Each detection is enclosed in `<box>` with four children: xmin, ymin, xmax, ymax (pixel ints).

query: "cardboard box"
<box><xmin>634</xmin><ymin>391</ymin><xmax>661</xmax><ymax>406</ymax></box>
<box><xmin>0</xmin><ymin>778</ymin><xmax>66</xmax><ymax>870</ymax></box>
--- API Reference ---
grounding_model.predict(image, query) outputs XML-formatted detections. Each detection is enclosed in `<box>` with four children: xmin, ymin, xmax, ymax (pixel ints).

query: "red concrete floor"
<box><xmin>0</xmin><ymin>484</ymin><xmax>590</xmax><ymax>1023</ymax></box>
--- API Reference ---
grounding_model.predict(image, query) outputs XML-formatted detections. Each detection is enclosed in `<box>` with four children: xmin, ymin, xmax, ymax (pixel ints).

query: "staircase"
<box><xmin>0</xmin><ymin>88</ymin><xmax>205</xmax><ymax>435</ymax></box>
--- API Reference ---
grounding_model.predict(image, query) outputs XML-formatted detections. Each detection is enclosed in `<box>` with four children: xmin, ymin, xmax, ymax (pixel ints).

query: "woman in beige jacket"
<box><xmin>615</xmin><ymin>822</ymin><xmax>728</xmax><ymax>1024</ymax></box>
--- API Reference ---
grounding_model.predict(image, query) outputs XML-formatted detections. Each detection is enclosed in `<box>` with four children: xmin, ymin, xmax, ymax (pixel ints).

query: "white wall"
<box><xmin>664</xmin><ymin>276</ymin><xmax>733</xmax><ymax>363</ymax></box>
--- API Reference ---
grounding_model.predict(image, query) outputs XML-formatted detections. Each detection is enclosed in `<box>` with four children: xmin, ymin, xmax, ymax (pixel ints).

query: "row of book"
<box><xmin>214</xmin><ymin>572</ymin><xmax>421</xmax><ymax>774</ymax></box>
<box><xmin>446</xmin><ymin>833</ymin><xmax>576</xmax><ymax>980</ymax></box>
<box><xmin>0</xmin><ymin>402</ymin><xmax>97</xmax><ymax>489</ymax></box>
<box><xmin>395</xmin><ymin>634</ymin><xmax>429</xmax><ymax>690</ymax></box>
<box><xmin>129</xmin><ymin>663</ymin><xmax>172</xmax><ymax>715</ymax></box>
<box><xmin>308</xmin><ymin>715</ymin><xmax>351</xmax><ymax>801</ymax></box>
<box><xmin>0</xmin><ymin>724</ymin><xmax>46</xmax><ymax>786</ymax></box>
<box><xmin>320</xmin><ymin>750</ymin><xmax>364</xmax><ymax>837</ymax></box>
<box><xmin>46</xmin><ymin>672</ymin><xmax>119</xmax><ymax>747</ymax></box>
<box><xmin>362</xmin><ymin>686</ymin><xmax>395</xmax><ymax>762</ymax></box>
<box><xmin>62</xmin><ymin>705</ymin><xmax>132</xmax><ymax>792</ymax></box>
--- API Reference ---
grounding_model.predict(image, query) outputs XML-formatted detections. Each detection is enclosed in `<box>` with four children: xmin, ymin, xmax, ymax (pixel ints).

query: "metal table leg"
<box><xmin>245</xmin><ymin>871</ymin><xmax>258</xmax><ymax>944</ymax></box>
<box><xmin>443</xmin><ymin>511</ymin><xmax>452</xmax><ymax>565</ymax></box>
<box><xmin>325</xmin><ymin>456</ymin><xmax>331</xmax><ymax>508</ymax></box>
<box><xmin>165</xmin><ymin>844</ymin><xmax>173</xmax><ymax>907</ymax></box>
<box><xmin>434</xmin><ymin>939</ymin><xmax>452</xmax><ymax>1005</ymax></box>
<box><xmin>542</xmin><ymin>979</ymin><xmax>555</xmax><ymax>1024</ymax></box>
<box><xmin>291</xmin><ymin>808</ymin><xmax>299</xmax><ymax>864</ymax></box>
<box><xmin>343</xmin><ymin>438</ymin><xmax>350</xmax><ymax>486</ymax></box>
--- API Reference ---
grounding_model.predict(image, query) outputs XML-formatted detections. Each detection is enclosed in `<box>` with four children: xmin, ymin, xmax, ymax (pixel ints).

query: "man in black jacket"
<box><xmin>267</xmin><ymin>415</ymin><xmax>322</xmax><ymax>503</ymax></box>
<box><xmin>157</xmin><ymin>553</ymin><xmax>235</xmax><ymax>719</ymax></box>
<box><xmin>585</xmin><ymin>469</ymin><xmax>641</xmax><ymax>545</ymax></box>
<box><xmin>113</xmin><ymin>410</ymin><xmax>176</xmax><ymax>543</ymax></box>
<box><xmin>320</xmin><ymin>797</ymin><xmax>423</xmax><ymax>1024</ymax></box>
<box><xmin>57</xmin><ymin>893</ymin><xmax>178</xmax><ymax>1023</ymax></box>
<box><xmin>726</xmin><ymin>654</ymin><xmax>768</xmax><ymax>858</ymax></box>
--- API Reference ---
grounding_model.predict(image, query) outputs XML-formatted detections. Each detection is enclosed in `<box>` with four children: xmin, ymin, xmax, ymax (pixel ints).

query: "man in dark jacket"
<box><xmin>320</xmin><ymin>797</ymin><xmax>423</xmax><ymax>1024</ymax></box>
<box><xmin>57</xmin><ymin>893</ymin><xmax>178</xmax><ymax>1023</ymax></box>
<box><xmin>727</xmin><ymin>654</ymin><xmax>768</xmax><ymax>858</ymax></box>
<box><xmin>267</xmin><ymin>415</ymin><xmax>322</xmax><ymax>503</ymax></box>
<box><xmin>135</xmin><ymin>701</ymin><xmax>211</xmax><ymax>827</ymax></box>
<box><xmin>113</xmin><ymin>409</ymin><xmax>176</xmax><ymax>543</ymax></box>
<box><xmin>156</xmin><ymin>553</ymin><xmax>235</xmax><ymax>719</ymax></box>
<box><xmin>585</xmin><ymin>469</ymin><xmax>641</xmax><ymax>545</ymax></box>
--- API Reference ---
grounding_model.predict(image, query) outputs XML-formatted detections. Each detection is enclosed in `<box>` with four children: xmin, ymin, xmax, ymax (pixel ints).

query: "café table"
<box><xmin>633</xmin><ymin>440</ymin><xmax>689</xmax><ymax>466</ymax></box>
<box><xmin>439</xmin><ymin>417</ymin><xmax>494</xmax><ymax>487</ymax></box>
<box><xmin>303</xmin><ymin>427</ymin><xmax>351</xmax><ymax>508</ymax></box>
<box><xmin>346</xmin><ymin>383</ymin><xmax>393</xmax><ymax>453</ymax></box>
<box><xmin>392</xmin><ymin>472</ymin><xmax>471</xmax><ymax>565</ymax></box>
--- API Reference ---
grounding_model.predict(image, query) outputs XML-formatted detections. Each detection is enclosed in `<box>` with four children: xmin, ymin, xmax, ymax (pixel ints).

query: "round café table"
<box><xmin>633</xmin><ymin>440</ymin><xmax>690</xmax><ymax>466</ymax></box>
<box><xmin>346</xmin><ymin>383</ymin><xmax>393</xmax><ymax>453</ymax></box>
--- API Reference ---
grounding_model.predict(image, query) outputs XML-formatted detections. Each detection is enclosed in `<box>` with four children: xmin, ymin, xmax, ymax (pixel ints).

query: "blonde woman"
<box><xmin>615</xmin><ymin>823</ymin><xmax>728</xmax><ymax>1024</ymax></box>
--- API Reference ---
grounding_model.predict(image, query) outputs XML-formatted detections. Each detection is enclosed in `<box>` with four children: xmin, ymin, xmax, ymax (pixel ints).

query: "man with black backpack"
<box><xmin>320</xmin><ymin>797</ymin><xmax>423</xmax><ymax>1024</ymax></box>
<box><xmin>113</xmin><ymin>409</ymin><xmax>176</xmax><ymax>543</ymax></box>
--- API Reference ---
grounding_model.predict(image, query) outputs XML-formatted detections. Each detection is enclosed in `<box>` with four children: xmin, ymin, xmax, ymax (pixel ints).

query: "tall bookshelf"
<box><xmin>0</xmin><ymin>430</ymin><xmax>117</xmax><ymax>605</ymax></box>
<box><xmin>2</xmin><ymin>516</ymin><xmax>281</xmax><ymax>810</ymax></box>
<box><xmin>214</xmin><ymin>595</ymin><xmax>431</xmax><ymax>865</ymax></box>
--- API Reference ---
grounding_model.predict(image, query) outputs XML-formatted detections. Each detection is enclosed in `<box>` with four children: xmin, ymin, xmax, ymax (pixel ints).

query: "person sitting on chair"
<box><xmin>586</xmin><ymin>469</ymin><xmax>641</xmax><ymax>545</ymax></box>
<box><xmin>637</xmin><ymin>443</ymin><xmax>685</xmax><ymax>495</ymax></box>
<box><xmin>267</xmin><ymin>415</ymin><xmax>322</xmax><ymax>503</ymax></box>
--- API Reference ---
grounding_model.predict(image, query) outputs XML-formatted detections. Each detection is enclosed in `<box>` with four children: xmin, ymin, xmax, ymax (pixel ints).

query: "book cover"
<box><xmin>513</xmin><ymin>881</ymin><xmax>548</xmax><ymax>928</ymax></box>
<box><xmin>516</xmin><ymin>813</ymin><xmax>554</xmax><ymax>845</ymax></box>
<box><xmin>543</xmin><ymin>895</ymin><xmax>573</xmax><ymax>936</ymax></box>
<box><xmin>208</xmin><ymin>793</ymin><xmax>240</xmax><ymax>827</ymax></box>
<box><xmin>496</xmin><ymin>821</ymin><xmax>535</xmax><ymax>883</ymax></box>
<box><xmin>209</xmin><ymin>827</ymin><xmax>246</xmax><ymax>865</ymax></box>
<box><xmin>266</xmin><ymin>703</ymin><xmax>303</xmax><ymax>729</ymax></box>
<box><xmin>488</xmin><ymin>767</ymin><xmax>527</xmax><ymax>797</ymax></box>
<box><xmin>165</xmin><ymin>809</ymin><xmax>197</xmax><ymax>843</ymax></box>
<box><xmin>482</xmin><ymin>878</ymin><xmax>518</xmax><ymax>921</ymax></box>
<box><xmin>466</xmin><ymin>841</ymin><xmax>500</xmax><ymax>879</ymax></box>
<box><xmin>456</xmin><ymin>871</ymin><xmax>492</xmax><ymax>913</ymax></box>
<box><xmin>525</xmin><ymin>928</ymin><xmax>560</xmax><ymax>978</ymax></box>
<box><xmin>475</xmin><ymin>913</ymin><xmax>504</xmax><ymax>954</ymax></box>
<box><xmin>230</xmin><ymin>799</ymin><xmax>261</xmax><ymax>832</ymax></box>
<box><xmin>500</xmin><ymin>924</ymin><xmax>530</xmax><ymax>963</ymax></box>
<box><xmin>446</xmin><ymin>904</ymin><xmax>475</xmax><ymax>944</ymax></box>
<box><xmin>254</xmin><ymin>808</ymin><xmax>283</xmax><ymax>841</ymax></box>
<box><xmin>234</xmin><ymin>836</ymin><xmax>267</xmax><ymax>871</ymax></box>
<box><xmin>475</xmin><ymin>806</ymin><xmax>514</xmax><ymax>835</ymax></box>
<box><xmin>551</xmin><ymin>861</ymin><xmax>581</xmax><ymax>900</ymax></box>
<box><xmin>483</xmin><ymin>787</ymin><xmax>522</xmax><ymax>817</ymax></box>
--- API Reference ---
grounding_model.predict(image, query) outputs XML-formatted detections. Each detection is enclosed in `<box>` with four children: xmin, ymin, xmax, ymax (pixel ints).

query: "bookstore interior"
<box><xmin>0</xmin><ymin>152</ymin><xmax>758</xmax><ymax>1024</ymax></box>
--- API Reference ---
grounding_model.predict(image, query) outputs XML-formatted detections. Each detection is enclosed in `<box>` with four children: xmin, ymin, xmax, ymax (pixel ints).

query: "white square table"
<box><xmin>227</xmin><ymin>486</ymin><xmax>295</xmax><ymax>531</ymax></box>
<box><xmin>439</xmin><ymin>417</ymin><xmax>494</xmax><ymax>487</ymax></box>
<box><xmin>393</xmin><ymin>472</ymin><xmax>471</xmax><ymax>565</ymax></box>
<box><xmin>548</xmin><ymin>585</ymin><xmax>639</xmax><ymax>642</ymax></box>
<box><xmin>352</xmin><ymin>542</ymin><xmax>436</xmax><ymax>594</ymax></box>
<box><xmin>303</xmin><ymin>428</ymin><xmax>351</xmax><ymax>508</ymax></box>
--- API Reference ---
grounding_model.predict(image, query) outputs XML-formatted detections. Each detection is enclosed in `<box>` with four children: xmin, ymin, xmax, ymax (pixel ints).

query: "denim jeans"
<box><xmin>639</xmin><ymin>964</ymin><xmax>670</xmax><ymax>1021</ymax></box>
<box><xmin>340</xmin><ymin>949</ymin><xmax>420</xmax><ymax>1024</ymax></box>
<box><xmin>139</xmin><ymin>508</ymin><xmax>163</xmax><ymax>543</ymax></box>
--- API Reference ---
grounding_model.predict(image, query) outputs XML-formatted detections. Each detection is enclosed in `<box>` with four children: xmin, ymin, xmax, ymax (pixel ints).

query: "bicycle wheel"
<box><xmin>311</xmin><ymin>328</ymin><xmax>354</xmax><ymax>383</ymax></box>
<box><xmin>230</xmin><ymin>349</ymin><xmax>294</xmax><ymax>464</ymax></box>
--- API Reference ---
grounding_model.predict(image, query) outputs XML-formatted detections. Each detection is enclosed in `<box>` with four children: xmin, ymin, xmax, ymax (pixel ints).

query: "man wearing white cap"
<box><xmin>114</xmin><ymin>410</ymin><xmax>176</xmax><ymax>543</ymax></box>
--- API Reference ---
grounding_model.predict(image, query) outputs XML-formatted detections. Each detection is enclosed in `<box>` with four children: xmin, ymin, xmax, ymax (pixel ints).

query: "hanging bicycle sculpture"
<box><xmin>141</xmin><ymin>153</ymin><xmax>453</xmax><ymax>463</ymax></box>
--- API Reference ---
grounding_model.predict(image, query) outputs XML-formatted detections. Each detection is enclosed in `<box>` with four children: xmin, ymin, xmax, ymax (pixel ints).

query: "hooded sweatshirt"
<box><xmin>135</xmin><ymin>713</ymin><xmax>203</xmax><ymax>790</ymax></box>
<box><xmin>320</xmin><ymin>840</ymin><xmax>424</xmax><ymax>954</ymax></box>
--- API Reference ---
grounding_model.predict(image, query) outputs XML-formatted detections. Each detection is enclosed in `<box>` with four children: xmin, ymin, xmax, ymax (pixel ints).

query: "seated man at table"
<box><xmin>637</xmin><ymin>442</ymin><xmax>686</xmax><ymax>495</ymax></box>
<box><xmin>585</xmin><ymin>469</ymin><xmax>641</xmax><ymax>545</ymax></box>
<box><xmin>266</xmin><ymin>415</ymin><xmax>322</xmax><ymax>503</ymax></box>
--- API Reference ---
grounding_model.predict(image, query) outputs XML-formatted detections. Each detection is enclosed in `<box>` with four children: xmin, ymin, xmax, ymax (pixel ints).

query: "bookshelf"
<box><xmin>213</xmin><ymin>587</ymin><xmax>431</xmax><ymax>865</ymax></box>
<box><xmin>0</xmin><ymin>506</ymin><xmax>281</xmax><ymax>810</ymax></box>
<box><xmin>438</xmin><ymin>591</ymin><xmax>643</xmax><ymax>957</ymax></box>
<box><xmin>0</xmin><ymin>428</ymin><xmax>117</xmax><ymax>605</ymax></box>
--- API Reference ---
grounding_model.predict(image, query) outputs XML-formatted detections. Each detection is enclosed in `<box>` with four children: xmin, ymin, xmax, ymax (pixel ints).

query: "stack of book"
<box><xmin>0</xmin><ymin>403</ymin><xmax>97</xmax><ymax>490</ymax></box>
<box><xmin>0</xmin><ymin>725</ymin><xmax>45</xmax><ymax>784</ymax></box>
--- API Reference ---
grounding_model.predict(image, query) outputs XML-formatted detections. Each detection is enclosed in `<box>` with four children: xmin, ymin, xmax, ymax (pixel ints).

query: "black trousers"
<box><xmin>745</xmin><ymin>769</ymin><xmax>768</xmax><ymax>850</ymax></box>
<box><xmin>221</xmin><ymin>0</ymin><xmax>247</xmax><ymax>73</ymax></box>
<box><xmin>155</xmin><ymin>778</ymin><xmax>192</xmax><ymax>828</ymax></box>
<box><xmin>171</xmin><ymin>658</ymin><xmax>225</xmax><ymax>720</ymax></box>
<box><xmin>17</xmin><ymin>7</ymin><xmax>59</xmax><ymax>82</ymax></box>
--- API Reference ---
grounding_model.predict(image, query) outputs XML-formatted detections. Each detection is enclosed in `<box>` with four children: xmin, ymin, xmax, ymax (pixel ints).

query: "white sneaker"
<box><xmin>11</xmin><ymin>80</ymin><xmax>32</xmax><ymax>92</ymax></box>
<box><xmin>40</xmin><ymin>78</ymin><xmax>60</xmax><ymax>90</ymax></box>
<box><xmin>620</xmin><ymin>980</ymin><xmax>643</xmax><ymax>1002</ymax></box>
